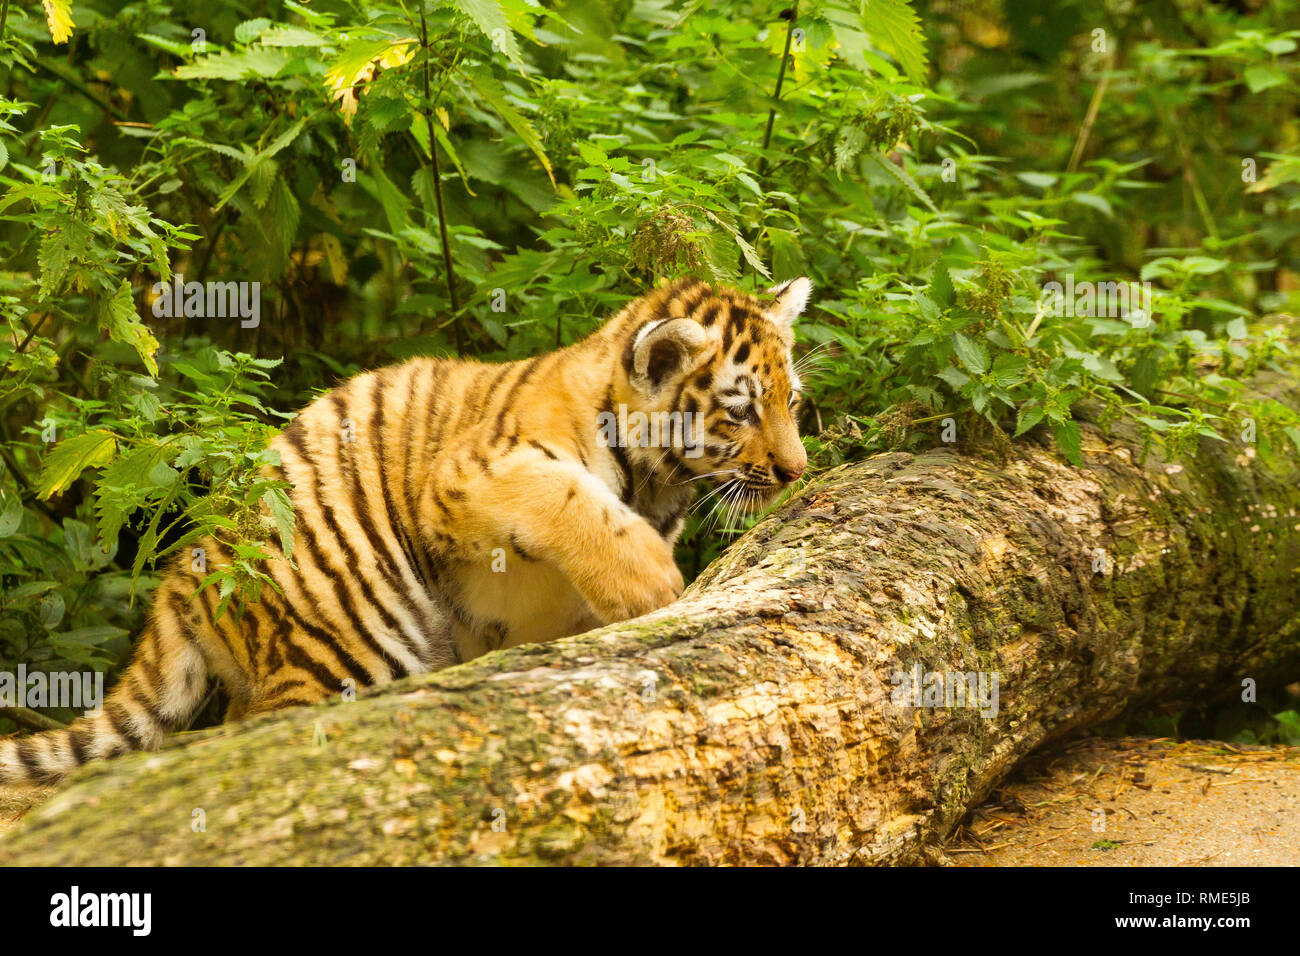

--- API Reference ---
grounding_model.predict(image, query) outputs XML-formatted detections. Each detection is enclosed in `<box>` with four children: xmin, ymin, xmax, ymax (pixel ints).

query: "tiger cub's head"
<box><xmin>623</xmin><ymin>276</ymin><xmax>811</xmax><ymax>512</ymax></box>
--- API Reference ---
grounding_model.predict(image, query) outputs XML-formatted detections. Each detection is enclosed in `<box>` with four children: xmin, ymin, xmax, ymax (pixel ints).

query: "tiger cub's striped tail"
<box><xmin>0</xmin><ymin>616</ymin><xmax>209</xmax><ymax>785</ymax></box>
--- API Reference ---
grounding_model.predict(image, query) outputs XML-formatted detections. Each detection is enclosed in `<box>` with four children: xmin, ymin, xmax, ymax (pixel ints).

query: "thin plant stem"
<box><xmin>419</xmin><ymin>3</ymin><xmax>462</xmax><ymax>355</ymax></box>
<box><xmin>757</xmin><ymin>6</ymin><xmax>798</xmax><ymax>181</ymax></box>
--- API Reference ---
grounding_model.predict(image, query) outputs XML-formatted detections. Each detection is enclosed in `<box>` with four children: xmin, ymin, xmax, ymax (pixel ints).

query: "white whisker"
<box><xmin>708</xmin><ymin>481</ymin><xmax>739</xmax><ymax>536</ymax></box>
<box><xmin>689</xmin><ymin>476</ymin><xmax>736</xmax><ymax>519</ymax></box>
<box><xmin>632</xmin><ymin>448</ymin><xmax>672</xmax><ymax>499</ymax></box>
<box><xmin>676</xmin><ymin>469</ymin><xmax>733</xmax><ymax>486</ymax></box>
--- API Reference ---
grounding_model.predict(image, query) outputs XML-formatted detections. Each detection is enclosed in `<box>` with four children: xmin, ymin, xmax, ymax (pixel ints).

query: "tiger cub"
<box><xmin>0</xmin><ymin>276</ymin><xmax>811</xmax><ymax>783</ymax></box>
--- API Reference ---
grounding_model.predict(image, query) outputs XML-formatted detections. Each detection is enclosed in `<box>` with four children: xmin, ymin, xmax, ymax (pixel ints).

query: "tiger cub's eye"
<box><xmin>725</xmin><ymin>403</ymin><xmax>759</xmax><ymax>425</ymax></box>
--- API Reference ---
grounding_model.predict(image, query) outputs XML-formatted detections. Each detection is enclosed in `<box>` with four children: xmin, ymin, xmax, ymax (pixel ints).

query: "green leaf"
<box><xmin>259</xmin><ymin>25</ymin><xmax>327</xmax><ymax>47</ymax></box>
<box><xmin>459</xmin><ymin>67</ymin><xmax>555</xmax><ymax>187</ymax></box>
<box><xmin>101</xmin><ymin>280</ymin><xmax>160</xmax><ymax>377</ymax></box>
<box><xmin>1249</xmin><ymin>154</ymin><xmax>1300</xmax><ymax>194</ymax></box>
<box><xmin>1016</xmin><ymin>171</ymin><xmax>1058</xmax><ymax>190</ymax></box>
<box><xmin>951</xmin><ymin>331</ymin><xmax>989</xmax><ymax>375</ymax></box>
<box><xmin>1014</xmin><ymin>404</ymin><xmax>1045</xmax><ymax>437</ymax></box>
<box><xmin>1244</xmin><ymin>65</ymin><xmax>1287</xmax><ymax>94</ymax></box>
<box><xmin>928</xmin><ymin>260</ymin><xmax>955</xmax><ymax>308</ymax></box>
<box><xmin>173</xmin><ymin>48</ymin><xmax>291</xmax><ymax>81</ymax></box>
<box><xmin>935</xmin><ymin>365</ymin><xmax>969</xmax><ymax>389</ymax></box>
<box><xmin>262</xmin><ymin>487</ymin><xmax>296</xmax><ymax>561</ymax></box>
<box><xmin>914</xmin><ymin>293</ymin><xmax>940</xmax><ymax>322</ymax></box>
<box><xmin>449</xmin><ymin>0</ymin><xmax>523</xmax><ymax>69</ymax></box>
<box><xmin>1183</xmin><ymin>256</ymin><xmax>1227</xmax><ymax>275</ymax></box>
<box><xmin>0</xmin><ymin>497</ymin><xmax>22</xmax><ymax>536</ymax></box>
<box><xmin>98</xmin><ymin>442</ymin><xmax>169</xmax><ymax>492</ymax></box>
<box><xmin>39</xmin><ymin>591</ymin><xmax>66</xmax><ymax>629</ymax></box>
<box><xmin>52</xmin><ymin>625</ymin><xmax>129</xmax><ymax>646</ymax></box>
<box><xmin>214</xmin><ymin>116</ymin><xmax>308</xmax><ymax>211</ymax></box>
<box><xmin>148</xmin><ymin>459</ymin><xmax>181</xmax><ymax>487</ymax></box>
<box><xmin>137</xmin><ymin>33</ymin><xmax>196</xmax><ymax>58</ymax></box>
<box><xmin>867</xmin><ymin>151</ymin><xmax>938</xmax><ymax>212</ymax></box>
<box><xmin>858</xmin><ymin>0</ymin><xmax>928</xmax><ymax>82</ymax></box>
<box><xmin>361</xmin><ymin>162</ymin><xmax>411</xmax><ymax>234</ymax></box>
<box><xmin>834</xmin><ymin>126</ymin><xmax>867</xmax><ymax>172</ymax></box>
<box><xmin>38</xmin><ymin>430</ymin><xmax>117</xmax><ymax>499</ymax></box>
<box><xmin>1080</xmin><ymin>352</ymin><xmax>1122</xmax><ymax>383</ymax></box>
<box><xmin>38</xmin><ymin>217</ymin><xmax>93</xmax><ymax>298</ymax></box>
<box><xmin>706</xmin><ymin>211</ymin><xmax>771</xmax><ymax>279</ymax></box>
<box><xmin>826</xmin><ymin>13</ymin><xmax>881</xmax><ymax>75</ymax></box>
<box><xmin>1070</xmin><ymin>192</ymin><xmax>1114</xmax><ymax>218</ymax></box>
<box><xmin>234</xmin><ymin>18</ymin><xmax>271</xmax><ymax>44</ymax></box>
<box><xmin>991</xmin><ymin>352</ymin><xmax>1028</xmax><ymax>388</ymax></box>
<box><xmin>1052</xmin><ymin>419</ymin><xmax>1082</xmax><ymax>466</ymax></box>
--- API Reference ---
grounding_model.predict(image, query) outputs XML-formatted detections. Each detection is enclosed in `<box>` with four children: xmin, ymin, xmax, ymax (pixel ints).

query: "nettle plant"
<box><xmin>796</xmin><ymin>11</ymin><xmax>1300</xmax><ymax>471</ymax></box>
<box><xmin>810</xmin><ymin>234</ymin><xmax>1300</xmax><ymax>470</ymax></box>
<box><xmin>0</xmin><ymin>104</ymin><xmax>288</xmax><ymax>669</ymax></box>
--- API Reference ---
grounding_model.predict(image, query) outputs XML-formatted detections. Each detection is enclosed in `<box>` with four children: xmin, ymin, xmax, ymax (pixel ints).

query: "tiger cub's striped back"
<box><xmin>0</xmin><ymin>276</ymin><xmax>812</xmax><ymax>783</ymax></box>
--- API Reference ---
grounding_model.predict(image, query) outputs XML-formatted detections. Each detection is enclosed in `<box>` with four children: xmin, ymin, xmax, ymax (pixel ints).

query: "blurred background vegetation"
<box><xmin>1</xmin><ymin>0</ymin><xmax>1297</xmax><ymax>738</ymax></box>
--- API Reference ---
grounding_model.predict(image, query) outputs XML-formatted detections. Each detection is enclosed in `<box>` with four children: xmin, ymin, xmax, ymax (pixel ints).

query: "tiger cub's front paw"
<box><xmin>585</xmin><ymin>523</ymin><xmax>684</xmax><ymax>623</ymax></box>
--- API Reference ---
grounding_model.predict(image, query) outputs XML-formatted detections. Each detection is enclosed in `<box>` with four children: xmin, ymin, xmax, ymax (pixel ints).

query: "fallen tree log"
<box><xmin>2</xmin><ymin>367</ymin><xmax>1299</xmax><ymax>866</ymax></box>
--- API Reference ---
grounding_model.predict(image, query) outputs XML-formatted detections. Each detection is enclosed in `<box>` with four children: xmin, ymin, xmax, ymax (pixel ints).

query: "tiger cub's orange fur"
<box><xmin>0</xmin><ymin>276</ymin><xmax>811</xmax><ymax>783</ymax></box>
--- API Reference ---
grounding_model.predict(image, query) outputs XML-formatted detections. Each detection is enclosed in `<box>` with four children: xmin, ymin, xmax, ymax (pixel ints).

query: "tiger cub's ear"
<box><xmin>631</xmin><ymin>318</ymin><xmax>710</xmax><ymax>391</ymax></box>
<box><xmin>766</xmin><ymin>277</ymin><xmax>813</xmax><ymax>331</ymax></box>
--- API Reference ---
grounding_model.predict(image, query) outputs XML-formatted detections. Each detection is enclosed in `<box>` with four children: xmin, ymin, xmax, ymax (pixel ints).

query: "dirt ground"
<box><xmin>3</xmin><ymin>735</ymin><xmax>1297</xmax><ymax>864</ymax></box>
<box><xmin>946</xmin><ymin>735</ymin><xmax>1300</xmax><ymax>866</ymax></box>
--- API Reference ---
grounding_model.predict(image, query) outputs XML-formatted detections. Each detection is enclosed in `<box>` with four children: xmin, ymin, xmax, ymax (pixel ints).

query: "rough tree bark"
<box><xmin>2</xmin><ymin>364</ymin><xmax>1299</xmax><ymax>866</ymax></box>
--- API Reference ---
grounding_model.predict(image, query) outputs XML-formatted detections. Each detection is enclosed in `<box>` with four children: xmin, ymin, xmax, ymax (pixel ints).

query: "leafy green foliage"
<box><xmin>1</xmin><ymin>0</ymin><xmax>1299</xmax><ymax>723</ymax></box>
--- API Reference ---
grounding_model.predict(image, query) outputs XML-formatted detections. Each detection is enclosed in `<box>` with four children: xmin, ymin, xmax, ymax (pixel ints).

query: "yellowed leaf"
<box><xmin>325</xmin><ymin>39</ymin><xmax>416</xmax><ymax>124</ymax></box>
<box><xmin>42</xmin><ymin>0</ymin><xmax>75</xmax><ymax>45</ymax></box>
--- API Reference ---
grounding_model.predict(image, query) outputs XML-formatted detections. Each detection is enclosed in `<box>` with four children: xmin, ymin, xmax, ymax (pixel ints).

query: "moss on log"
<box><xmin>2</xmin><ymin>369</ymin><xmax>1299</xmax><ymax>865</ymax></box>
